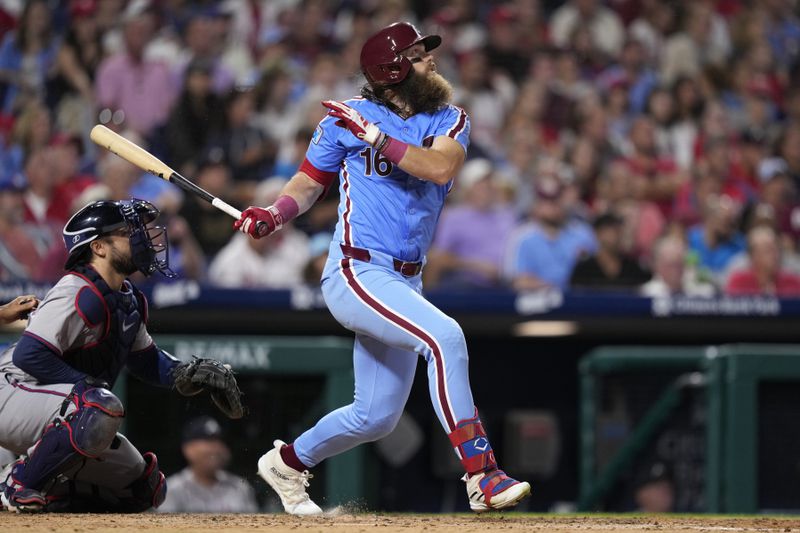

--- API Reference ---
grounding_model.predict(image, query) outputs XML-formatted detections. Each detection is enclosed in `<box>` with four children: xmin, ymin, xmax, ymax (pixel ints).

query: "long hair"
<box><xmin>14</xmin><ymin>0</ymin><xmax>53</xmax><ymax>51</ymax></box>
<box><xmin>361</xmin><ymin>80</ymin><xmax>405</xmax><ymax>116</ymax></box>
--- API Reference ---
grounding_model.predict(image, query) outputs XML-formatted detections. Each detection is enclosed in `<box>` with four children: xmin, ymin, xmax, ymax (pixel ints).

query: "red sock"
<box><xmin>279</xmin><ymin>443</ymin><xmax>310</xmax><ymax>472</ymax></box>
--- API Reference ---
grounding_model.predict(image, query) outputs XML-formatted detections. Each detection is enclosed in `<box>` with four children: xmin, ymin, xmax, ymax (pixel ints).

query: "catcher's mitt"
<box><xmin>172</xmin><ymin>357</ymin><xmax>245</xmax><ymax>419</ymax></box>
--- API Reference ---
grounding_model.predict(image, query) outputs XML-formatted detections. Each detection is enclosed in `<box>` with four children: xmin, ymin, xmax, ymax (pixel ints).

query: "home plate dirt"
<box><xmin>4</xmin><ymin>513</ymin><xmax>800</xmax><ymax>532</ymax></box>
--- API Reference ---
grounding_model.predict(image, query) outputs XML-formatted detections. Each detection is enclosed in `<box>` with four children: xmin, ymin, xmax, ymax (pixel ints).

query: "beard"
<box><xmin>109</xmin><ymin>246</ymin><xmax>139</xmax><ymax>276</ymax></box>
<box><xmin>363</xmin><ymin>68</ymin><xmax>453</xmax><ymax>116</ymax></box>
<box><xmin>397</xmin><ymin>69</ymin><xmax>453</xmax><ymax>115</ymax></box>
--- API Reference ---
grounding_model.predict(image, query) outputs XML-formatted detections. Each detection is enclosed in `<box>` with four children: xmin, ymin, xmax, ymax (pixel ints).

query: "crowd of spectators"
<box><xmin>2</xmin><ymin>0</ymin><xmax>800</xmax><ymax>297</ymax></box>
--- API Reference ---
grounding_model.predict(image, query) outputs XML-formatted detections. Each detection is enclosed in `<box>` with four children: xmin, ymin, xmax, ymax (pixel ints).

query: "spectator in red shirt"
<box><xmin>0</xmin><ymin>179</ymin><xmax>44</xmax><ymax>281</ymax></box>
<box><xmin>778</xmin><ymin>125</ymin><xmax>800</xmax><ymax>189</ymax></box>
<box><xmin>755</xmin><ymin>157</ymin><xmax>800</xmax><ymax>248</ymax></box>
<box><xmin>0</xmin><ymin>100</ymin><xmax>52</xmax><ymax>183</ymax></box>
<box><xmin>47</xmin><ymin>133</ymin><xmax>96</xmax><ymax>223</ymax></box>
<box><xmin>20</xmin><ymin>147</ymin><xmax>57</xmax><ymax>225</ymax></box>
<box><xmin>624</xmin><ymin>115</ymin><xmax>688</xmax><ymax>218</ymax></box>
<box><xmin>673</xmin><ymin>137</ymin><xmax>752</xmax><ymax>226</ymax></box>
<box><xmin>735</xmin><ymin>127</ymin><xmax>770</xmax><ymax>190</ymax></box>
<box><xmin>725</xmin><ymin>225</ymin><xmax>800</xmax><ymax>297</ymax></box>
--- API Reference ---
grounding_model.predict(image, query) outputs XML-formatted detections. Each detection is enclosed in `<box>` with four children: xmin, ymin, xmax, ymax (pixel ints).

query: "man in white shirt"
<box><xmin>209</xmin><ymin>178</ymin><xmax>310</xmax><ymax>288</ymax></box>
<box><xmin>550</xmin><ymin>0</ymin><xmax>625</xmax><ymax>57</ymax></box>
<box><xmin>158</xmin><ymin>416</ymin><xmax>258</xmax><ymax>513</ymax></box>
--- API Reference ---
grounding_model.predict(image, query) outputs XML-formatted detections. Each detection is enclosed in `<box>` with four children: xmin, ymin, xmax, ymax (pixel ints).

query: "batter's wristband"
<box><xmin>377</xmin><ymin>135</ymin><xmax>409</xmax><ymax>164</ymax></box>
<box><xmin>270</xmin><ymin>195</ymin><xmax>300</xmax><ymax>230</ymax></box>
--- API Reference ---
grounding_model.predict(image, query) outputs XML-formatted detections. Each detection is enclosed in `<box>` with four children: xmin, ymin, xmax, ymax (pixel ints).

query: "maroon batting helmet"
<box><xmin>360</xmin><ymin>22</ymin><xmax>442</xmax><ymax>86</ymax></box>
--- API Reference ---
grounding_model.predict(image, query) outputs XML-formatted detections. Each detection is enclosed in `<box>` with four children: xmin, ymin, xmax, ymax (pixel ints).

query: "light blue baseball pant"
<box><xmin>293</xmin><ymin>248</ymin><xmax>476</xmax><ymax>467</ymax></box>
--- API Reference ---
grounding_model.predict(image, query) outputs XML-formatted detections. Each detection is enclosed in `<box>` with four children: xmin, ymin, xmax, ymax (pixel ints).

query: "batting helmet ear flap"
<box><xmin>364</xmin><ymin>56</ymin><xmax>413</xmax><ymax>86</ymax></box>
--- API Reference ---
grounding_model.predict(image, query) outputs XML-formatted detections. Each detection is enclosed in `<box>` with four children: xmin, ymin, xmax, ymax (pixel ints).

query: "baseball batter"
<box><xmin>236</xmin><ymin>22</ymin><xmax>530</xmax><ymax>514</ymax></box>
<box><xmin>0</xmin><ymin>199</ymin><xmax>242</xmax><ymax>513</ymax></box>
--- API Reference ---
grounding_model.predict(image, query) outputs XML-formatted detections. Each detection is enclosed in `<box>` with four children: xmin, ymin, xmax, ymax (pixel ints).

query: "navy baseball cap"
<box><xmin>182</xmin><ymin>416</ymin><xmax>224</xmax><ymax>443</ymax></box>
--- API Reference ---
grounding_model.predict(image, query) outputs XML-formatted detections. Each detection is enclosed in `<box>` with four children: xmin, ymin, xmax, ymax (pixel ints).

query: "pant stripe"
<box><xmin>11</xmin><ymin>381</ymin><xmax>69</xmax><ymax>398</ymax></box>
<box><xmin>338</xmin><ymin>258</ymin><xmax>457</xmax><ymax>431</ymax></box>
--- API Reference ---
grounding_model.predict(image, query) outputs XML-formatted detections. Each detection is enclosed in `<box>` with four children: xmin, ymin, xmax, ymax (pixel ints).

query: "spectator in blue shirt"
<box><xmin>506</xmin><ymin>175</ymin><xmax>597</xmax><ymax>291</ymax></box>
<box><xmin>686</xmin><ymin>193</ymin><xmax>746</xmax><ymax>281</ymax></box>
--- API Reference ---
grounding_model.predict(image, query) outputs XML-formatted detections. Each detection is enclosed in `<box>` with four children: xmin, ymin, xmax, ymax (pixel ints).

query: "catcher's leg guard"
<box><xmin>119</xmin><ymin>451</ymin><xmax>166</xmax><ymax>512</ymax></box>
<box><xmin>3</xmin><ymin>386</ymin><xmax>124</xmax><ymax>510</ymax></box>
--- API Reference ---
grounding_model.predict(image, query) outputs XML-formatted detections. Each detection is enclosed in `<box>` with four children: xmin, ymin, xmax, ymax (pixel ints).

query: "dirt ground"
<box><xmin>4</xmin><ymin>513</ymin><xmax>800</xmax><ymax>533</ymax></box>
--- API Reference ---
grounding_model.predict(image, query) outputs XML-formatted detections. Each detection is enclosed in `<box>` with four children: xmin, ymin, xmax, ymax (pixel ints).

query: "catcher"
<box><xmin>0</xmin><ymin>199</ymin><xmax>243</xmax><ymax>513</ymax></box>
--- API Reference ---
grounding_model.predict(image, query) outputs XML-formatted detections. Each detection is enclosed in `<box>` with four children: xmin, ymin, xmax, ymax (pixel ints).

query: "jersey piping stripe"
<box><xmin>341</xmin><ymin>162</ymin><xmax>354</xmax><ymax>246</ymax></box>
<box><xmin>22</xmin><ymin>331</ymin><xmax>63</xmax><ymax>356</ymax></box>
<box><xmin>446</xmin><ymin>106</ymin><xmax>467</xmax><ymax>139</ymax></box>
<box><xmin>338</xmin><ymin>258</ymin><xmax>457</xmax><ymax>431</ymax></box>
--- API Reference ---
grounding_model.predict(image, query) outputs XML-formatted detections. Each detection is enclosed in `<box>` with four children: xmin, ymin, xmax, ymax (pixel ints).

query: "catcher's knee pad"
<box><xmin>67</xmin><ymin>387</ymin><xmax>125</xmax><ymax>457</ymax></box>
<box><xmin>8</xmin><ymin>387</ymin><xmax>124</xmax><ymax>495</ymax></box>
<box><xmin>124</xmin><ymin>452</ymin><xmax>166</xmax><ymax>512</ymax></box>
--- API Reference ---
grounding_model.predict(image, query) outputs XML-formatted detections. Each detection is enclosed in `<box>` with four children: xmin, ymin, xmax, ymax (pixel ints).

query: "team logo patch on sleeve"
<box><xmin>312</xmin><ymin>125</ymin><xmax>323</xmax><ymax>145</ymax></box>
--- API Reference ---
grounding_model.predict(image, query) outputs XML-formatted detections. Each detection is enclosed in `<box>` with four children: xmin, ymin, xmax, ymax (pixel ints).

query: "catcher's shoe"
<box><xmin>2</xmin><ymin>487</ymin><xmax>46</xmax><ymax>513</ymax></box>
<box><xmin>463</xmin><ymin>469</ymin><xmax>531</xmax><ymax>512</ymax></box>
<box><xmin>0</xmin><ymin>485</ymin><xmax>8</xmax><ymax>512</ymax></box>
<box><xmin>0</xmin><ymin>489</ymin><xmax>10</xmax><ymax>512</ymax></box>
<box><xmin>0</xmin><ymin>463</ymin><xmax>9</xmax><ymax>512</ymax></box>
<box><xmin>257</xmin><ymin>440</ymin><xmax>322</xmax><ymax>516</ymax></box>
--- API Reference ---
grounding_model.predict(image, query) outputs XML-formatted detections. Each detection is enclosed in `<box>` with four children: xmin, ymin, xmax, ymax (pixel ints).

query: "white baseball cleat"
<box><xmin>0</xmin><ymin>462</ymin><xmax>16</xmax><ymax>513</ymax></box>
<box><xmin>463</xmin><ymin>469</ymin><xmax>531</xmax><ymax>512</ymax></box>
<box><xmin>257</xmin><ymin>440</ymin><xmax>322</xmax><ymax>516</ymax></box>
<box><xmin>0</xmin><ymin>490</ymin><xmax>11</xmax><ymax>512</ymax></box>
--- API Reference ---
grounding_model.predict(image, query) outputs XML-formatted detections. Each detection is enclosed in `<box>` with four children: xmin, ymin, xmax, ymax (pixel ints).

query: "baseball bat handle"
<box><xmin>230</xmin><ymin>205</ymin><xmax>268</xmax><ymax>237</ymax></box>
<box><xmin>168</xmin><ymin>172</ymin><xmax>242</xmax><ymax>219</ymax></box>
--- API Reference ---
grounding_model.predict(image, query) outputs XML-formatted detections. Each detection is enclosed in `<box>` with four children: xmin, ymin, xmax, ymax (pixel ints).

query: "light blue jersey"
<box><xmin>306</xmin><ymin>98</ymin><xmax>470</xmax><ymax>262</ymax></box>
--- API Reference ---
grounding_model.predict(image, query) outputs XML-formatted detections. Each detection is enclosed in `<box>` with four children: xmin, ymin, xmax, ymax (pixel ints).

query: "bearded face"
<box><xmin>395</xmin><ymin>69</ymin><xmax>453</xmax><ymax>115</ymax></box>
<box><xmin>107</xmin><ymin>238</ymin><xmax>139</xmax><ymax>276</ymax></box>
<box><xmin>363</xmin><ymin>68</ymin><xmax>453</xmax><ymax>116</ymax></box>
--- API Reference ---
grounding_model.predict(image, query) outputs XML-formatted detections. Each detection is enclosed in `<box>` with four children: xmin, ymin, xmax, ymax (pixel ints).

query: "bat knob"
<box><xmin>255</xmin><ymin>221</ymin><xmax>269</xmax><ymax>237</ymax></box>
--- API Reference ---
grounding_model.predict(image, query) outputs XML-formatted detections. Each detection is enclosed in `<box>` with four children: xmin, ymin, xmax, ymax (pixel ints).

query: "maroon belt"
<box><xmin>340</xmin><ymin>244</ymin><xmax>422</xmax><ymax>277</ymax></box>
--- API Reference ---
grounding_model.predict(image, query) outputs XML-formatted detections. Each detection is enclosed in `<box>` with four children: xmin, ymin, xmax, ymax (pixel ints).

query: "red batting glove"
<box><xmin>233</xmin><ymin>206</ymin><xmax>282</xmax><ymax>238</ymax></box>
<box><xmin>322</xmin><ymin>100</ymin><xmax>385</xmax><ymax>146</ymax></box>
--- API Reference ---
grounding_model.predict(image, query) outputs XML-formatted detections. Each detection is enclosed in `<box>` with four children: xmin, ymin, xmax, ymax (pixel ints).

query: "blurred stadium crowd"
<box><xmin>1</xmin><ymin>0</ymin><xmax>800</xmax><ymax>297</ymax></box>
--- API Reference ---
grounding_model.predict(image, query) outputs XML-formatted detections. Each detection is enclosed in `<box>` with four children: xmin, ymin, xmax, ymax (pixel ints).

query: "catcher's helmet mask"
<box><xmin>360</xmin><ymin>22</ymin><xmax>441</xmax><ymax>86</ymax></box>
<box><xmin>63</xmin><ymin>199</ymin><xmax>176</xmax><ymax>278</ymax></box>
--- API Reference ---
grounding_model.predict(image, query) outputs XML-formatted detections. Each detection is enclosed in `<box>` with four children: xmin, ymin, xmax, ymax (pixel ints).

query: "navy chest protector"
<box><xmin>65</xmin><ymin>265</ymin><xmax>147</xmax><ymax>386</ymax></box>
